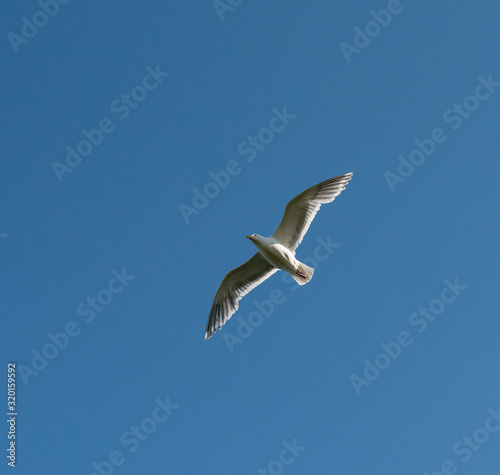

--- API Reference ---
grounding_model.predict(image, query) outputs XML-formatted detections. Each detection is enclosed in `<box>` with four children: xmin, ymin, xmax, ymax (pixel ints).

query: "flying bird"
<box><xmin>205</xmin><ymin>172</ymin><xmax>353</xmax><ymax>339</ymax></box>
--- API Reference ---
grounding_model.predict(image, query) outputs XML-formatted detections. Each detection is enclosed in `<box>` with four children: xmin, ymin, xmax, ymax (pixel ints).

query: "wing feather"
<box><xmin>205</xmin><ymin>253</ymin><xmax>278</xmax><ymax>339</ymax></box>
<box><xmin>271</xmin><ymin>173</ymin><xmax>353</xmax><ymax>250</ymax></box>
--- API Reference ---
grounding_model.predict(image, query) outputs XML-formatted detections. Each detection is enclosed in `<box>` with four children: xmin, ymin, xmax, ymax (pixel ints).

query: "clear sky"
<box><xmin>2</xmin><ymin>1</ymin><xmax>500</xmax><ymax>474</ymax></box>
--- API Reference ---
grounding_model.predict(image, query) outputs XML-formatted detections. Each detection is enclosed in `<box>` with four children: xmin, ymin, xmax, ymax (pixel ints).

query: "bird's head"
<box><xmin>245</xmin><ymin>233</ymin><xmax>260</xmax><ymax>242</ymax></box>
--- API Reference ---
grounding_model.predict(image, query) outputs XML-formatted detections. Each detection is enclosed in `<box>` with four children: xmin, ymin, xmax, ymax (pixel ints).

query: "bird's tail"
<box><xmin>290</xmin><ymin>261</ymin><xmax>314</xmax><ymax>285</ymax></box>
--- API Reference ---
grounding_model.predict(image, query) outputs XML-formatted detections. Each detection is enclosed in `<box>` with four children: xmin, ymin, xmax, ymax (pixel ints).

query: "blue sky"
<box><xmin>2</xmin><ymin>1</ymin><xmax>500</xmax><ymax>474</ymax></box>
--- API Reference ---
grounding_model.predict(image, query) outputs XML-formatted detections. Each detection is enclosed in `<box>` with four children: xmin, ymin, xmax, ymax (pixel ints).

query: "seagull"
<box><xmin>204</xmin><ymin>172</ymin><xmax>353</xmax><ymax>339</ymax></box>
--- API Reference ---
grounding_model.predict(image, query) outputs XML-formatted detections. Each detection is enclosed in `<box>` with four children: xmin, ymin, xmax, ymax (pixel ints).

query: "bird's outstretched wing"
<box><xmin>205</xmin><ymin>253</ymin><xmax>278</xmax><ymax>339</ymax></box>
<box><xmin>271</xmin><ymin>173</ymin><xmax>353</xmax><ymax>251</ymax></box>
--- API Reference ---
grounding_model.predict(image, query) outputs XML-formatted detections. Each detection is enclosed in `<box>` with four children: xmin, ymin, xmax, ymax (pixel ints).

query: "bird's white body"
<box><xmin>247</xmin><ymin>235</ymin><xmax>313</xmax><ymax>284</ymax></box>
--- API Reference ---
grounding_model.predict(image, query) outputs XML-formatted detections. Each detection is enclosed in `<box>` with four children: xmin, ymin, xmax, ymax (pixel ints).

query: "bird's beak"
<box><xmin>245</xmin><ymin>235</ymin><xmax>251</xmax><ymax>239</ymax></box>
